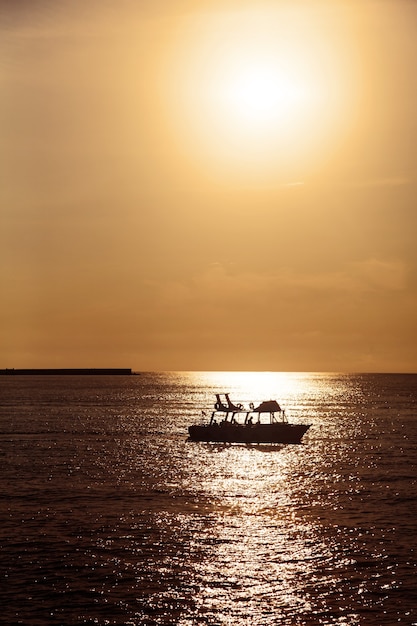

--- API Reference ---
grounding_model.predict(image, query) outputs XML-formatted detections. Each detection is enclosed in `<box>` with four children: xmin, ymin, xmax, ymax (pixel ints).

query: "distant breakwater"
<box><xmin>0</xmin><ymin>368</ymin><xmax>133</xmax><ymax>376</ymax></box>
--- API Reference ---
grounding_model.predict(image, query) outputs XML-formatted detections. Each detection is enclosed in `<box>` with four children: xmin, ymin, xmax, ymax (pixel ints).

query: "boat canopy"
<box><xmin>253</xmin><ymin>400</ymin><xmax>281</xmax><ymax>413</ymax></box>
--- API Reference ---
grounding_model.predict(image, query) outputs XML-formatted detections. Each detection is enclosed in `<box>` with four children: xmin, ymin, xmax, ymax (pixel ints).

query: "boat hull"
<box><xmin>188</xmin><ymin>422</ymin><xmax>310</xmax><ymax>444</ymax></box>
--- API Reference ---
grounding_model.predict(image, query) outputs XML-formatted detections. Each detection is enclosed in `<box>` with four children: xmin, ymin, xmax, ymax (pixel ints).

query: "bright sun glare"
<box><xmin>164</xmin><ymin>7</ymin><xmax>356</xmax><ymax>181</ymax></box>
<box><xmin>215</xmin><ymin>55</ymin><xmax>317</xmax><ymax>135</ymax></box>
<box><xmin>228</xmin><ymin>68</ymin><xmax>303</xmax><ymax>121</ymax></box>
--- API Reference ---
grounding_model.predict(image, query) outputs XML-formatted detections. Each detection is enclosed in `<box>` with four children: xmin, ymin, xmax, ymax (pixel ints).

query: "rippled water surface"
<box><xmin>1</xmin><ymin>372</ymin><xmax>416</xmax><ymax>625</ymax></box>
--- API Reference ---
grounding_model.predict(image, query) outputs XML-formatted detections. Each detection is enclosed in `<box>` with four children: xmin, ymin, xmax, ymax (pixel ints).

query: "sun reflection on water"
<box><xmin>171</xmin><ymin>372</ymin><xmax>375</xmax><ymax>623</ymax></box>
<box><xmin>176</xmin><ymin>437</ymin><xmax>323</xmax><ymax>622</ymax></box>
<box><xmin>195</xmin><ymin>371</ymin><xmax>309</xmax><ymax>401</ymax></box>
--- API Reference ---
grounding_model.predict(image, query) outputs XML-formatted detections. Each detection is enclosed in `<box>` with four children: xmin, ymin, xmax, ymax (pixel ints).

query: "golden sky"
<box><xmin>1</xmin><ymin>0</ymin><xmax>416</xmax><ymax>372</ymax></box>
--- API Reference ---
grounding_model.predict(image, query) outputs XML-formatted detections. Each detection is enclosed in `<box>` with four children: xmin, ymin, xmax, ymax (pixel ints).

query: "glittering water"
<box><xmin>1</xmin><ymin>372</ymin><xmax>416</xmax><ymax>625</ymax></box>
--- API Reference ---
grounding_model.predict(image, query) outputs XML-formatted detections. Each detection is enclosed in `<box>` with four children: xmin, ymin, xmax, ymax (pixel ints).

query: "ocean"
<box><xmin>1</xmin><ymin>372</ymin><xmax>416</xmax><ymax>625</ymax></box>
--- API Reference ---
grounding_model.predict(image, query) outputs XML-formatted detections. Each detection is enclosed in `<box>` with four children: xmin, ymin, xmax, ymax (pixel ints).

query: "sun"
<box><xmin>161</xmin><ymin>6</ymin><xmax>357</xmax><ymax>182</ymax></box>
<box><xmin>225</xmin><ymin>65</ymin><xmax>306</xmax><ymax>125</ymax></box>
<box><xmin>211</xmin><ymin>52</ymin><xmax>319</xmax><ymax>138</ymax></box>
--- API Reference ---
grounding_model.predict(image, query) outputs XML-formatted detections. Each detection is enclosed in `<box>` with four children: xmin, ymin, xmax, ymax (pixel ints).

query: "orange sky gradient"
<box><xmin>1</xmin><ymin>0</ymin><xmax>416</xmax><ymax>372</ymax></box>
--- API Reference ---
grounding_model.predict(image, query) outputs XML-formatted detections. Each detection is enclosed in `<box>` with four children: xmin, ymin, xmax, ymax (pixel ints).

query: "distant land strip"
<box><xmin>0</xmin><ymin>368</ymin><xmax>134</xmax><ymax>376</ymax></box>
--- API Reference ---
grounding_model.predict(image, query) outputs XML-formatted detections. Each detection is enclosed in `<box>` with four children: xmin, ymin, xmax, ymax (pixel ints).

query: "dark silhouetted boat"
<box><xmin>188</xmin><ymin>393</ymin><xmax>311</xmax><ymax>444</ymax></box>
